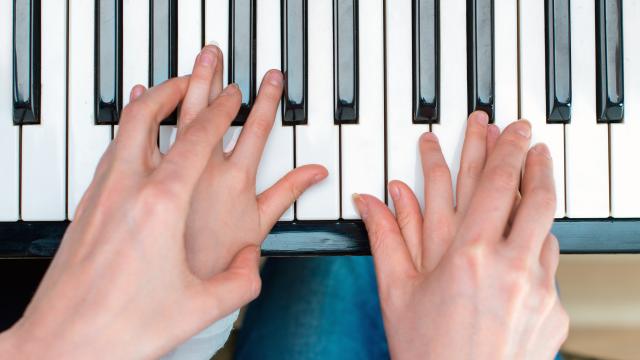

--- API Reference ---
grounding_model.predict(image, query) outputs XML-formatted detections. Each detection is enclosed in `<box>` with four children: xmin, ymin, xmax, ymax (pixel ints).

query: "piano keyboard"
<box><xmin>2</xmin><ymin>0</ymin><xmax>640</xmax><ymax>255</ymax></box>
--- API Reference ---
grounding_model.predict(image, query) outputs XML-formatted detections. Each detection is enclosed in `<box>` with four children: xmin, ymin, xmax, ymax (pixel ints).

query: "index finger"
<box><xmin>457</xmin><ymin>120</ymin><xmax>532</xmax><ymax>246</ymax></box>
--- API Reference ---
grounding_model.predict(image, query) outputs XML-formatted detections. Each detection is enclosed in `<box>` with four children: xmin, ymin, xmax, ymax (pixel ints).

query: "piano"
<box><xmin>2</xmin><ymin>0</ymin><xmax>640</xmax><ymax>258</ymax></box>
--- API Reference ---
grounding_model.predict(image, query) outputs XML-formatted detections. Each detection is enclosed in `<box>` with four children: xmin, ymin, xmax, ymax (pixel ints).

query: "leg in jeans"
<box><xmin>235</xmin><ymin>256</ymin><xmax>389</xmax><ymax>360</ymax></box>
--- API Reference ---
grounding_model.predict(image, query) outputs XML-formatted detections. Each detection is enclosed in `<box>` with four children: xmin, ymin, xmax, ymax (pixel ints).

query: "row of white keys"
<box><xmin>0</xmin><ymin>0</ymin><xmax>19</xmax><ymax>220</ymax></box>
<box><xmin>519</xmin><ymin>0</ymin><xmax>565</xmax><ymax>218</ymax></box>
<box><xmin>21</xmin><ymin>0</ymin><xmax>67</xmax><ymax>220</ymax></box>
<box><xmin>256</xmin><ymin>0</ymin><xmax>294</xmax><ymax>220</ymax></box>
<box><xmin>68</xmin><ymin>0</ymin><xmax>112</xmax><ymax>219</ymax></box>
<box><xmin>386</xmin><ymin>0</ymin><xmax>427</xmax><ymax>210</ymax></box>
<box><xmin>296</xmin><ymin>0</ymin><xmax>340</xmax><ymax>220</ymax></box>
<box><xmin>565</xmin><ymin>0</ymin><xmax>609</xmax><ymax>218</ymax></box>
<box><xmin>611</xmin><ymin>1</ymin><xmax>640</xmax><ymax>217</ymax></box>
<box><xmin>493</xmin><ymin>0</ymin><xmax>518</xmax><ymax>128</ymax></box>
<box><xmin>433</xmin><ymin>0</ymin><xmax>467</xmax><ymax>199</ymax></box>
<box><xmin>341</xmin><ymin>0</ymin><xmax>385</xmax><ymax>219</ymax></box>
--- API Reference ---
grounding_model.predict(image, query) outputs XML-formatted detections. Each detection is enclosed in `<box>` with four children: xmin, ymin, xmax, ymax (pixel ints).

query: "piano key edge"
<box><xmin>2</xmin><ymin>219</ymin><xmax>640</xmax><ymax>257</ymax></box>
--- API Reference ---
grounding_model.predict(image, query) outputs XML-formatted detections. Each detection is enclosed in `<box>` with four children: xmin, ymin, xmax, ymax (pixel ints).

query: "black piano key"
<box><xmin>282</xmin><ymin>0</ymin><xmax>308</xmax><ymax>125</ymax></box>
<box><xmin>95</xmin><ymin>0</ymin><xmax>123</xmax><ymax>125</ymax></box>
<box><xmin>13</xmin><ymin>0</ymin><xmax>41</xmax><ymax>125</ymax></box>
<box><xmin>466</xmin><ymin>0</ymin><xmax>494</xmax><ymax>122</ymax></box>
<box><xmin>545</xmin><ymin>0</ymin><xmax>572</xmax><ymax>124</ymax></box>
<box><xmin>333</xmin><ymin>0</ymin><xmax>359</xmax><ymax>124</ymax></box>
<box><xmin>150</xmin><ymin>0</ymin><xmax>178</xmax><ymax>125</ymax></box>
<box><xmin>596</xmin><ymin>0</ymin><xmax>624</xmax><ymax>123</ymax></box>
<box><xmin>412</xmin><ymin>0</ymin><xmax>439</xmax><ymax>124</ymax></box>
<box><xmin>229</xmin><ymin>0</ymin><xmax>256</xmax><ymax>126</ymax></box>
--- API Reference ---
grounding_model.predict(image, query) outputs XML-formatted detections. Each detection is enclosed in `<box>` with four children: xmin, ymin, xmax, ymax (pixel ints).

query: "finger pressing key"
<box><xmin>179</xmin><ymin>45</ymin><xmax>220</xmax><ymax>130</ymax></box>
<box><xmin>457</xmin><ymin>120</ymin><xmax>531</xmax><ymax>246</ymax></box>
<box><xmin>231</xmin><ymin>70</ymin><xmax>284</xmax><ymax>172</ymax></box>
<box><xmin>154</xmin><ymin>84</ymin><xmax>242</xmax><ymax>200</ymax></box>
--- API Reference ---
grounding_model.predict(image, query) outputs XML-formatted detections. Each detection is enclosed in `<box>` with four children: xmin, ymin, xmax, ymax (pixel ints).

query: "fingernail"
<box><xmin>312</xmin><ymin>171</ymin><xmax>327</xmax><ymax>184</ymax></box>
<box><xmin>352</xmin><ymin>193</ymin><xmax>369</xmax><ymax>220</ymax></box>
<box><xmin>389</xmin><ymin>183</ymin><xmax>401</xmax><ymax>202</ymax></box>
<box><xmin>531</xmin><ymin>143</ymin><xmax>552</xmax><ymax>159</ymax></box>
<box><xmin>131</xmin><ymin>86</ymin><xmax>144</xmax><ymax>99</ymax></box>
<box><xmin>221</xmin><ymin>83</ymin><xmax>239</xmax><ymax>96</ymax></box>
<box><xmin>207</xmin><ymin>40</ymin><xmax>220</xmax><ymax>48</ymax></box>
<box><xmin>514</xmin><ymin>120</ymin><xmax>531</xmax><ymax>138</ymax></box>
<box><xmin>266</xmin><ymin>70</ymin><xmax>283</xmax><ymax>86</ymax></box>
<box><xmin>474</xmin><ymin>111</ymin><xmax>489</xmax><ymax>125</ymax></box>
<box><xmin>199</xmin><ymin>46</ymin><xmax>217</xmax><ymax>66</ymax></box>
<box><xmin>421</xmin><ymin>132</ymin><xmax>438</xmax><ymax>143</ymax></box>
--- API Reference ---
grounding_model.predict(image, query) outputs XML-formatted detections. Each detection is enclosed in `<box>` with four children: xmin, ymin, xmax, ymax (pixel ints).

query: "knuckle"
<box><xmin>529</xmin><ymin>187</ymin><xmax>557</xmax><ymax>213</ymax></box>
<box><xmin>458</xmin><ymin>162</ymin><xmax>484</xmax><ymax>182</ymax></box>
<box><xmin>427</xmin><ymin>163</ymin><xmax>451</xmax><ymax>183</ymax></box>
<box><xmin>487</xmin><ymin>165</ymin><xmax>520</xmax><ymax>191</ymax></box>
<box><xmin>452</xmin><ymin>245</ymin><xmax>487</xmax><ymax>281</ymax></box>
<box><xmin>248</xmin><ymin>117</ymin><xmax>273</xmax><ymax>139</ymax></box>
<box><xmin>368</xmin><ymin>225</ymin><xmax>398</xmax><ymax>254</ymax></box>
<box><xmin>502</xmin><ymin>131</ymin><xmax>529</xmax><ymax>152</ymax></box>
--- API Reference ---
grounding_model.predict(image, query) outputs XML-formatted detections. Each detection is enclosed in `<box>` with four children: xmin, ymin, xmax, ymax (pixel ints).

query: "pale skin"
<box><xmin>0</xmin><ymin>45</ymin><xmax>568</xmax><ymax>359</ymax></box>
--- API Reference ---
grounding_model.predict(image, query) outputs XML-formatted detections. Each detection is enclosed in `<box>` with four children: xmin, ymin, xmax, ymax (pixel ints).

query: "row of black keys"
<box><xmin>12</xmin><ymin>0</ymin><xmax>625</xmax><ymax>127</ymax></box>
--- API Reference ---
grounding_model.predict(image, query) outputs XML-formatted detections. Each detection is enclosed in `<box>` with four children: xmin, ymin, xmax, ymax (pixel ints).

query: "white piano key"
<box><xmin>160</xmin><ymin>0</ymin><xmax>202</xmax><ymax>153</ymax></box>
<box><xmin>611</xmin><ymin>0</ymin><xmax>640</xmax><ymax>217</ymax></box>
<box><xmin>494</xmin><ymin>0</ymin><xmax>518</xmax><ymax>128</ymax></box>
<box><xmin>0</xmin><ymin>0</ymin><xmax>19</xmax><ymax>220</ymax></box>
<box><xmin>122</xmin><ymin>0</ymin><xmax>149</xmax><ymax>108</ymax></box>
<box><xmin>386</xmin><ymin>0</ymin><xmax>427</xmax><ymax>210</ymax></box>
<box><xmin>432</xmin><ymin>0</ymin><xmax>467</xmax><ymax>201</ymax></box>
<box><xmin>21</xmin><ymin>0</ymin><xmax>67</xmax><ymax>220</ymax></box>
<box><xmin>256</xmin><ymin>0</ymin><xmax>294</xmax><ymax>220</ymax></box>
<box><xmin>341</xmin><ymin>0</ymin><xmax>385</xmax><ymax>219</ymax></box>
<box><xmin>296</xmin><ymin>0</ymin><xmax>340</xmax><ymax>220</ymax></box>
<box><xmin>68</xmin><ymin>0</ymin><xmax>112</xmax><ymax>218</ymax></box>
<box><xmin>519</xmin><ymin>0</ymin><xmax>566</xmax><ymax>218</ymax></box>
<box><xmin>565</xmin><ymin>0</ymin><xmax>609</xmax><ymax>218</ymax></box>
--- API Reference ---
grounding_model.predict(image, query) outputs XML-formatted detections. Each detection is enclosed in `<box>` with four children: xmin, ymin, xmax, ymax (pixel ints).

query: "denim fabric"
<box><xmin>235</xmin><ymin>256</ymin><xmax>564</xmax><ymax>360</ymax></box>
<box><xmin>235</xmin><ymin>256</ymin><xmax>389</xmax><ymax>360</ymax></box>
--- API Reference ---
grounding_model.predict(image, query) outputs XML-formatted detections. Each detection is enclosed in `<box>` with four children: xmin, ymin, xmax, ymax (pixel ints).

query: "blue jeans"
<box><xmin>235</xmin><ymin>257</ymin><xmax>563</xmax><ymax>360</ymax></box>
<box><xmin>235</xmin><ymin>257</ymin><xmax>389</xmax><ymax>360</ymax></box>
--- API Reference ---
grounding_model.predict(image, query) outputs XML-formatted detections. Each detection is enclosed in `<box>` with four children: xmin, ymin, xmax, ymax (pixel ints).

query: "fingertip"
<box><xmin>530</xmin><ymin>143</ymin><xmax>552</xmax><ymax>160</ymax></box>
<box><xmin>265</xmin><ymin>69</ymin><xmax>283</xmax><ymax>87</ymax></box>
<box><xmin>420</xmin><ymin>131</ymin><xmax>438</xmax><ymax>144</ymax></box>
<box><xmin>129</xmin><ymin>85</ymin><xmax>146</xmax><ymax>101</ymax></box>
<box><xmin>487</xmin><ymin>123</ymin><xmax>500</xmax><ymax>138</ymax></box>
<box><xmin>470</xmin><ymin>110</ymin><xmax>489</xmax><ymax>126</ymax></box>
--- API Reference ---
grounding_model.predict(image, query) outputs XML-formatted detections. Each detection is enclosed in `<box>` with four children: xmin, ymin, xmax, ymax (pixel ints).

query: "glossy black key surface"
<box><xmin>95</xmin><ymin>0</ymin><xmax>123</xmax><ymax>125</ymax></box>
<box><xmin>13</xmin><ymin>0</ymin><xmax>41</xmax><ymax>125</ymax></box>
<box><xmin>333</xmin><ymin>0</ymin><xmax>358</xmax><ymax>124</ymax></box>
<box><xmin>545</xmin><ymin>0</ymin><xmax>572</xmax><ymax>123</ymax></box>
<box><xmin>413</xmin><ymin>0</ymin><xmax>438</xmax><ymax>124</ymax></box>
<box><xmin>596</xmin><ymin>0</ymin><xmax>624</xmax><ymax>123</ymax></box>
<box><xmin>282</xmin><ymin>0</ymin><xmax>307</xmax><ymax>125</ymax></box>
<box><xmin>229</xmin><ymin>0</ymin><xmax>256</xmax><ymax>126</ymax></box>
<box><xmin>150</xmin><ymin>0</ymin><xmax>178</xmax><ymax>125</ymax></box>
<box><xmin>467</xmin><ymin>0</ymin><xmax>494</xmax><ymax>121</ymax></box>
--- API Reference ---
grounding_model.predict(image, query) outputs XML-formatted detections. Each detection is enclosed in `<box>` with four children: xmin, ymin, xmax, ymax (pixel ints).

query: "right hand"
<box><xmin>353</xmin><ymin>112</ymin><xmax>569</xmax><ymax>359</ymax></box>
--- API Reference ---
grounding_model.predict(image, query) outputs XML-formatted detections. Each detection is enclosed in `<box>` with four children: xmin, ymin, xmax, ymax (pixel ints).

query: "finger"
<box><xmin>209</xmin><ymin>45</ymin><xmax>224</xmax><ymax>103</ymax></box>
<box><xmin>114</xmin><ymin>77</ymin><xmax>189</xmax><ymax>165</ymax></box>
<box><xmin>508</xmin><ymin>143</ymin><xmax>556</xmax><ymax>258</ymax></box>
<box><xmin>129</xmin><ymin>85</ymin><xmax>146</xmax><ymax>102</ymax></box>
<box><xmin>354</xmin><ymin>194</ymin><xmax>418</xmax><ymax>285</ymax></box>
<box><xmin>456</xmin><ymin>111</ymin><xmax>489</xmax><ymax>215</ymax></box>
<box><xmin>231</xmin><ymin>70</ymin><xmax>284</xmax><ymax>172</ymax></box>
<box><xmin>179</xmin><ymin>45</ymin><xmax>220</xmax><ymax>130</ymax></box>
<box><xmin>419</xmin><ymin>132</ymin><xmax>455</xmax><ymax>266</ymax></box>
<box><xmin>154</xmin><ymin>84</ymin><xmax>241</xmax><ymax>199</ymax></box>
<box><xmin>486</xmin><ymin>123</ymin><xmax>500</xmax><ymax>156</ymax></box>
<box><xmin>539</xmin><ymin>234</ymin><xmax>560</xmax><ymax>277</ymax></box>
<box><xmin>257</xmin><ymin>165</ymin><xmax>328</xmax><ymax>232</ymax></box>
<box><xmin>191</xmin><ymin>245</ymin><xmax>262</xmax><ymax>326</ymax></box>
<box><xmin>388</xmin><ymin>181</ymin><xmax>424</xmax><ymax>269</ymax></box>
<box><xmin>457</xmin><ymin>120</ymin><xmax>531</xmax><ymax>246</ymax></box>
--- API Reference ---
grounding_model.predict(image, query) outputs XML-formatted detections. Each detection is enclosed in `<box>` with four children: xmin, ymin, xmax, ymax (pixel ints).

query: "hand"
<box><xmin>354</xmin><ymin>112</ymin><xmax>569</xmax><ymax>359</ymax></box>
<box><xmin>0</xmin><ymin>67</ymin><xmax>262</xmax><ymax>358</ymax></box>
<box><xmin>166</xmin><ymin>45</ymin><xmax>327</xmax><ymax>278</ymax></box>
